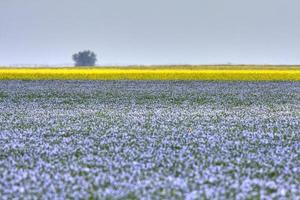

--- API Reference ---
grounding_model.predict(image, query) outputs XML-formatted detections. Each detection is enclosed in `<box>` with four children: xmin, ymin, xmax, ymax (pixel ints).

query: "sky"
<box><xmin>0</xmin><ymin>0</ymin><xmax>300</xmax><ymax>66</ymax></box>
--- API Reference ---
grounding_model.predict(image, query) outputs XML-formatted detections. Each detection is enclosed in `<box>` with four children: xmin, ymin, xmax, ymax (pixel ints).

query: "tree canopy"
<box><xmin>72</xmin><ymin>50</ymin><xmax>97</xmax><ymax>66</ymax></box>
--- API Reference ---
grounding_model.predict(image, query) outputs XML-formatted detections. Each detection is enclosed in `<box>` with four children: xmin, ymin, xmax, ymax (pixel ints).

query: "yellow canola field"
<box><xmin>0</xmin><ymin>68</ymin><xmax>300</xmax><ymax>81</ymax></box>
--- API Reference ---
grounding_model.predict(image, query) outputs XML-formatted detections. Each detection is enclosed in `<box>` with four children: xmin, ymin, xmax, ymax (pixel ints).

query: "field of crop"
<box><xmin>0</xmin><ymin>80</ymin><xmax>299</xmax><ymax>199</ymax></box>
<box><xmin>0</xmin><ymin>65</ymin><xmax>300</xmax><ymax>81</ymax></box>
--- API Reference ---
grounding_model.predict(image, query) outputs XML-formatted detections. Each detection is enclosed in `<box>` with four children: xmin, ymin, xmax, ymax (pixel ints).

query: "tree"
<box><xmin>72</xmin><ymin>50</ymin><xmax>97</xmax><ymax>66</ymax></box>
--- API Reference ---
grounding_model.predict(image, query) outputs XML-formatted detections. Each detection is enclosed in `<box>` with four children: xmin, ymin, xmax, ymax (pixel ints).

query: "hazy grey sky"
<box><xmin>1</xmin><ymin>0</ymin><xmax>300</xmax><ymax>65</ymax></box>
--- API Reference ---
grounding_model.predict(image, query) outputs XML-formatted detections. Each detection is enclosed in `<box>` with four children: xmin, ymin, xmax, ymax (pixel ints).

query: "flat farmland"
<box><xmin>0</xmin><ymin>65</ymin><xmax>300</xmax><ymax>81</ymax></box>
<box><xmin>0</xmin><ymin>81</ymin><xmax>299</xmax><ymax>199</ymax></box>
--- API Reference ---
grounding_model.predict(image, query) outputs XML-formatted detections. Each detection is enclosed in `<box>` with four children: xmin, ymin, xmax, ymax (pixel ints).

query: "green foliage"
<box><xmin>72</xmin><ymin>50</ymin><xmax>97</xmax><ymax>66</ymax></box>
